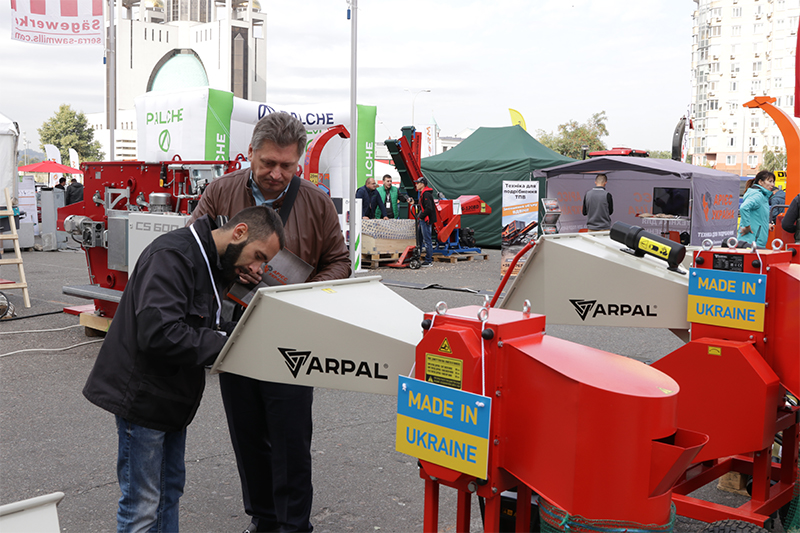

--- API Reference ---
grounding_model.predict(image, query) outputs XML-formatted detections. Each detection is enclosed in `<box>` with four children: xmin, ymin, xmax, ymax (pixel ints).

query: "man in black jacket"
<box><xmin>412</xmin><ymin>177</ymin><xmax>437</xmax><ymax>266</ymax></box>
<box><xmin>65</xmin><ymin>178</ymin><xmax>84</xmax><ymax>205</ymax></box>
<box><xmin>83</xmin><ymin>206</ymin><xmax>284</xmax><ymax>533</ymax></box>
<box><xmin>355</xmin><ymin>177</ymin><xmax>379</xmax><ymax>219</ymax></box>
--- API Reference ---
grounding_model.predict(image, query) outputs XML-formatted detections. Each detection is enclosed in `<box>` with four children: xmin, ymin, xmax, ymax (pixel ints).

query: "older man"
<box><xmin>187</xmin><ymin>112</ymin><xmax>351</xmax><ymax>533</ymax></box>
<box><xmin>355</xmin><ymin>177</ymin><xmax>379</xmax><ymax>219</ymax></box>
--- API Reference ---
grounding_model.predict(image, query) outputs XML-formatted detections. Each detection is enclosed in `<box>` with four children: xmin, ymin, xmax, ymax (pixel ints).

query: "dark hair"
<box><xmin>382</xmin><ymin>174</ymin><xmax>392</xmax><ymax>180</ymax></box>
<box><xmin>58</xmin><ymin>177</ymin><xmax>66</xmax><ymax>184</ymax></box>
<box><xmin>754</xmin><ymin>170</ymin><xmax>775</xmax><ymax>186</ymax></box>
<box><xmin>223</xmin><ymin>205</ymin><xmax>285</xmax><ymax>249</ymax></box>
<box><xmin>250</xmin><ymin>112</ymin><xmax>307</xmax><ymax>157</ymax></box>
<box><xmin>745</xmin><ymin>171</ymin><xmax>775</xmax><ymax>190</ymax></box>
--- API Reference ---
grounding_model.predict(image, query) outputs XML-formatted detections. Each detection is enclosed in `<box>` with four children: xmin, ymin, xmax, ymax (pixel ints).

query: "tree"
<box><xmin>38</xmin><ymin>104</ymin><xmax>104</xmax><ymax>163</ymax></box>
<box><xmin>647</xmin><ymin>150</ymin><xmax>672</xmax><ymax>160</ymax></box>
<box><xmin>535</xmin><ymin>111</ymin><xmax>609</xmax><ymax>159</ymax></box>
<box><xmin>759</xmin><ymin>146</ymin><xmax>786</xmax><ymax>173</ymax></box>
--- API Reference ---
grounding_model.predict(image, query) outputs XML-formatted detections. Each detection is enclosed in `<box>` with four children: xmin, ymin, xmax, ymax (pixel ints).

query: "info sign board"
<box><xmin>687</xmin><ymin>268</ymin><xmax>766</xmax><ymax>332</ymax></box>
<box><xmin>396</xmin><ymin>376</ymin><xmax>491</xmax><ymax>479</ymax></box>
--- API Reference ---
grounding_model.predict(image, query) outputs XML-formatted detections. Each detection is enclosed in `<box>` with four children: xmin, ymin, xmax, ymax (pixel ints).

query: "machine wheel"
<box><xmin>698</xmin><ymin>519</ymin><xmax>770</xmax><ymax>533</ymax></box>
<box><xmin>409</xmin><ymin>258</ymin><xmax>421</xmax><ymax>270</ymax></box>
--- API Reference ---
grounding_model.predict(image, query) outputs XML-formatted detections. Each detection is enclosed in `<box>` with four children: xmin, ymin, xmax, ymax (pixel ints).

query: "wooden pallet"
<box><xmin>432</xmin><ymin>253</ymin><xmax>489</xmax><ymax>264</ymax></box>
<box><xmin>360</xmin><ymin>251</ymin><xmax>402</xmax><ymax>269</ymax></box>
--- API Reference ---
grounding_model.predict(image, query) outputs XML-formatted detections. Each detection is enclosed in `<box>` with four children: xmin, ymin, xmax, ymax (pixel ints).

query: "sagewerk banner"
<box><xmin>11</xmin><ymin>0</ymin><xmax>104</xmax><ymax>46</ymax></box>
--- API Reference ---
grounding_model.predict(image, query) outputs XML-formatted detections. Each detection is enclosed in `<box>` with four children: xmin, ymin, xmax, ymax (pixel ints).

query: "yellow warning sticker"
<box><xmin>425</xmin><ymin>353</ymin><xmax>463</xmax><ymax>390</ymax></box>
<box><xmin>708</xmin><ymin>346</ymin><xmax>722</xmax><ymax>356</ymax></box>
<box><xmin>438</xmin><ymin>338</ymin><xmax>453</xmax><ymax>354</ymax></box>
<box><xmin>638</xmin><ymin>236</ymin><xmax>671</xmax><ymax>259</ymax></box>
<box><xmin>322</xmin><ymin>289</ymin><xmax>336</xmax><ymax>294</ymax></box>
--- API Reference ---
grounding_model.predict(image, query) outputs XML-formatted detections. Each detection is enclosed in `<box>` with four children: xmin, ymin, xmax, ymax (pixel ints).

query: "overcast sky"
<box><xmin>0</xmin><ymin>0</ymin><xmax>693</xmax><ymax>153</ymax></box>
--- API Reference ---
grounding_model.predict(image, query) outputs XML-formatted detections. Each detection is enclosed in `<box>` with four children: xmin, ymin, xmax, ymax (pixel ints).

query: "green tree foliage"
<box><xmin>38</xmin><ymin>104</ymin><xmax>104</xmax><ymax>163</ymax></box>
<box><xmin>535</xmin><ymin>111</ymin><xmax>609</xmax><ymax>159</ymax></box>
<box><xmin>759</xmin><ymin>146</ymin><xmax>786</xmax><ymax>173</ymax></box>
<box><xmin>648</xmin><ymin>150</ymin><xmax>672</xmax><ymax>160</ymax></box>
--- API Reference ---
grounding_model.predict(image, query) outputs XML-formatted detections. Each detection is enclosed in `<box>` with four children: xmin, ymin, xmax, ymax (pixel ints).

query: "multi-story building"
<box><xmin>689</xmin><ymin>0</ymin><xmax>799</xmax><ymax>177</ymax></box>
<box><xmin>90</xmin><ymin>0</ymin><xmax>266</xmax><ymax>159</ymax></box>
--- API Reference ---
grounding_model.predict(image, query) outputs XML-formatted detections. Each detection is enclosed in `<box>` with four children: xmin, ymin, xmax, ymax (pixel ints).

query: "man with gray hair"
<box><xmin>581</xmin><ymin>173</ymin><xmax>614</xmax><ymax>231</ymax></box>
<box><xmin>188</xmin><ymin>111</ymin><xmax>351</xmax><ymax>532</ymax></box>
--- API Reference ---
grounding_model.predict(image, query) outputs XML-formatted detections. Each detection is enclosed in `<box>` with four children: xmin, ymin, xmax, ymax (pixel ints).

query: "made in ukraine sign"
<box><xmin>396</xmin><ymin>376</ymin><xmax>491</xmax><ymax>478</ymax></box>
<box><xmin>687</xmin><ymin>268</ymin><xmax>766</xmax><ymax>332</ymax></box>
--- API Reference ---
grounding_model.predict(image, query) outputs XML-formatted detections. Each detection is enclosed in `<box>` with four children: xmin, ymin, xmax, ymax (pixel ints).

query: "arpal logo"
<box><xmin>279</xmin><ymin>347</ymin><xmax>311</xmax><ymax>378</ymax></box>
<box><xmin>569</xmin><ymin>299</ymin><xmax>597</xmax><ymax>321</ymax></box>
<box><xmin>158</xmin><ymin>129</ymin><xmax>171</xmax><ymax>152</ymax></box>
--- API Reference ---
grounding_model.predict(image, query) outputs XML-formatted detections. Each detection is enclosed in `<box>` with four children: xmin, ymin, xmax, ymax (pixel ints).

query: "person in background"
<box><xmin>375</xmin><ymin>174</ymin><xmax>401</xmax><ymax>219</ymax></box>
<box><xmin>54</xmin><ymin>177</ymin><xmax>66</xmax><ymax>190</ymax></box>
<box><xmin>411</xmin><ymin>177</ymin><xmax>437</xmax><ymax>266</ymax></box>
<box><xmin>355</xmin><ymin>177</ymin><xmax>379</xmax><ymax>219</ymax></box>
<box><xmin>738</xmin><ymin>170</ymin><xmax>775</xmax><ymax>248</ymax></box>
<box><xmin>582</xmin><ymin>174</ymin><xmax>614</xmax><ymax>230</ymax></box>
<box><xmin>83</xmin><ymin>206</ymin><xmax>284</xmax><ymax>533</ymax></box>
<box><xmin>65</xmin><ymin>178</ymin><xmax>84</xmax><ymax>205</ymax></box>
<box><xmin>769</xmin><ymin>185</ymin><xmax>786</xmax><ymax>224</ymax></box>
<box><xmin>186</xmin><ymin>111</ymin><xmax>351</xmax><ymax>533</ymax></box>
<box><xmin>781</xmin><ymin>193</ymin><xmax>800</xmax><ymax>243</ymax></box>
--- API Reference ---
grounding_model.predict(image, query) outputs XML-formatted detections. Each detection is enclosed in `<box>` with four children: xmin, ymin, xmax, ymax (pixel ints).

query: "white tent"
<box><xmin>0</xmin><ymin>112</ymin><xmax>19</xmax><ymax>201</ymax></box>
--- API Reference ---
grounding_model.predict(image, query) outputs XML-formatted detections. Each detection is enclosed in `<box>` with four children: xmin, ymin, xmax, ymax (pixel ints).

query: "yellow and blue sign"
<box><xmin>687</xmin><ymin>268</ymin><xmax>766</xmax><ymax>332</ymax></box>
<box><xmin>396</xmin><ymin>376</ymin><xmax>491</xmax><ymax>478</ymax></box>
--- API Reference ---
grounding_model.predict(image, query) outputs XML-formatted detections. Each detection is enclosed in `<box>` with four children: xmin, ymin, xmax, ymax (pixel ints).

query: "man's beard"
<box><xmin>220</xmin><ymin>240</ymin><xmax>248</xmax><ymax>284</ymax></box>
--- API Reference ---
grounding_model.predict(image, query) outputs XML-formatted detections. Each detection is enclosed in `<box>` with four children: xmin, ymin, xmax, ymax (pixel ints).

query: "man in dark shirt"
<box><xmin>65</xmin><ymin>178</ymin><xmax>84</xmax><ymax>205</ymax></box>
<box><xmin>582</xmin><ymin>174</ymin><xmax>614</xmax><ymax>230</ymax></box>
<box><xmin>412</xmin><ymin>177</ymin><xmax>437</xmax><ymax>266</ymax></box>
<box><xmin>83</xmin><ymin>206</ymin><xmax>284</xmax><ymax>532</ymax></box>
<box><xmin>355</xmin><ymin>177</ymin><xmax>379</xmax><ymax>219</ymax></box>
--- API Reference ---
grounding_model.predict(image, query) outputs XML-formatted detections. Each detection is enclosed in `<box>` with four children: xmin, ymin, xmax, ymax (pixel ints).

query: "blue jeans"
<box><xmin>419</xmin><ymin>220</ymin><xmax>433</xmax><ymax>262</ymax></box>
<box><xmin>116</xmin><ymin>416</ymin><xmax>186</xmax><ymax>533</ymax></box>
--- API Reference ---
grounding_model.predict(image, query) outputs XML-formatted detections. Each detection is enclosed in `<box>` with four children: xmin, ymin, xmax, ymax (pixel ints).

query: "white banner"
<box><xmin>231</xmin><ymin>99</ymin><xmax>351</xmax><ymax>198</ymax></box>
<box><xmin>68</xmin><ymin>148</ymin><xmax>80</xmax><ymax>173</ymax></box>
<box><xmin>418</xmin><ymin>124</ymin><xmax>437</xmax><ymax>159</ymax></box>
<box><xmin>11</xmin><ymin>0</ymin><xmax>104</xmax><ymax>46</ymax></box>
<box><xmin>502</xmin><ymin>180</ymin><xmax>539</xmax><ymax>226</ymax></box>
<box><xmin>43</xmin><ymin>143</ymin><xmax>62</xmax><ymax>185</ymax></box>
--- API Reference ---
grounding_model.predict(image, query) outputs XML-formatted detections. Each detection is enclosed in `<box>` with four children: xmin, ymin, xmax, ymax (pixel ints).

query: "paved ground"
<box><xmin>0</xmin><ymin>245</ymin><xmax>787</xmax><ymax>532</ymax></box>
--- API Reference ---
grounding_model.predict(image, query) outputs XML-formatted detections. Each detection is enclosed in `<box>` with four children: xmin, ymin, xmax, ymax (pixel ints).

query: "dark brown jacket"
<box><xmin>188</xmin><ymin>168</ymin><xmax>351</xmax><ymax>282</ymax></box>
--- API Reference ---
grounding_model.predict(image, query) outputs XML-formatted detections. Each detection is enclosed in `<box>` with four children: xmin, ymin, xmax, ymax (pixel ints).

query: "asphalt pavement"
<box><xmin>0</xmin><ymin>244</ymin><xmax>784</xmax><ymax>532</ymax></box>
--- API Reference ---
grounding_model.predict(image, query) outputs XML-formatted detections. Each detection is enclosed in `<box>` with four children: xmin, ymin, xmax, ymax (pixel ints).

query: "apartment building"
<box><xmin>689</xmin><ymin>0</ymin><xmax>799</xmax><ymax>177</ymax></box>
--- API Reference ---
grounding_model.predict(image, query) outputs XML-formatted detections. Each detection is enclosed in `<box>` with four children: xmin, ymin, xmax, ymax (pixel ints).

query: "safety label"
<box><xmin>638</xmin><ymin>236</ymin><xmax>670</xmax><ymax>259</ymax></box>
<box><xmin>425</xmin><ymin>353</ymin><xmax>463</xmax><ymax>389</ymax></box>
<box><xmin>396</xmin><ymin>376</ymin><xmax>491</xmax><ymax>479</ymax></box>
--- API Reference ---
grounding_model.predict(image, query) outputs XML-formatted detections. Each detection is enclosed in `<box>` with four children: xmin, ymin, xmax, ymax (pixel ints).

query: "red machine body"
<box><xmin>651</xmin><ymin>244</ymin><xmax>799</xmax><ymax>525</ymax></box>
<box><xmin>414</xmin><ymin>306</ymin><xmax>705</xmax><ymax>530</ymax></box>
<box><xmin>57</xmin><ymin>159</ymin><xmax>241</xmax><ymax>318</ymax></box>
<box><xmin>411</xmin><ymin>242</ymin><xmax>799</xmax><ymax>531</ymax></box>
<box><xmin>430</xmin><ymin>195</ymin><xmax>492</xmax><ymax>244</ymax></box>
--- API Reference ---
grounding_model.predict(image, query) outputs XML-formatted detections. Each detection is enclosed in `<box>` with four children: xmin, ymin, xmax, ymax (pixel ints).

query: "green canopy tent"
<box><xmin>421</xmin><ymin>125</ymin><xmax>574</xmax><ymax>247</ymax></box>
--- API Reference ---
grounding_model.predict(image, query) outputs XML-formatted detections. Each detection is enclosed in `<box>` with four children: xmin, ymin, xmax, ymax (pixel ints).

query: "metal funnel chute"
<box><xmin>211</xmin><ymin>276</ymin><xmax>422</xmax><ymax>395</ymax></box>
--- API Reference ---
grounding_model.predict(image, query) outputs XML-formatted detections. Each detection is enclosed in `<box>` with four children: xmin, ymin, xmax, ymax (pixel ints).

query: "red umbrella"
<box><xmin>18</xmin><ymin>161</ymin><xmax>83</xmax><ymax>174</ymax></box>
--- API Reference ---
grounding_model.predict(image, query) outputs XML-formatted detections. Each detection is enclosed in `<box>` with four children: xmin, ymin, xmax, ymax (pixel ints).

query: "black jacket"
<box><xmin>355</xmin><ymin>185</ymin><xmax>378</xmax><ymax>218</ymax></box>
<box><xmin>65</xmin><ymin>182</ymin><xmax>84</xmax><ymax>205</ymax></box>
<box><xmin>83</xmin><ymin>216</ymin><xmax>228</xmax><ymax>432</ymax></box>
<box><xmin>418</xmin><ymin>187</ymin><xmax>437</xmax><ymax>224</ymax></box>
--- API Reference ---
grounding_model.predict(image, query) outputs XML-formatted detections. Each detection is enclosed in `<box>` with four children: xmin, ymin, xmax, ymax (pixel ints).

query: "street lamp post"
<box><xmin>405</xmin><ymin>89</ymin><xmax>431</xmax><ymax>127</ymax></box>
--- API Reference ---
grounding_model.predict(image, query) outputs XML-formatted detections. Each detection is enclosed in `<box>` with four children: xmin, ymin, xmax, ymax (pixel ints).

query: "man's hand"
<box><xmin>739</xmin><ymin>225</ymin><xmax>752</xmax><ymax>236</ymax></box>
<box><xmin>238</xmin><ymin>264</ymin><xmax>264</xmax><ymax>285</ymax></box>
